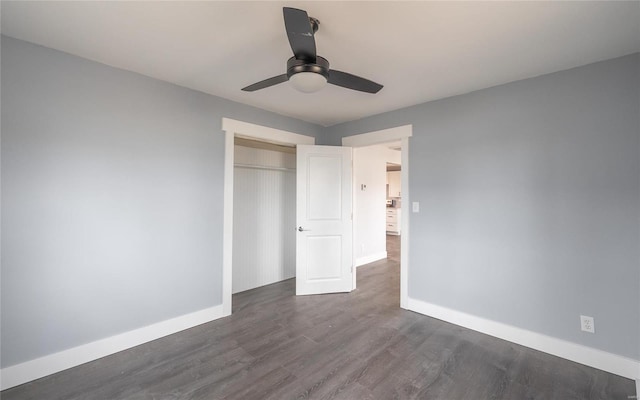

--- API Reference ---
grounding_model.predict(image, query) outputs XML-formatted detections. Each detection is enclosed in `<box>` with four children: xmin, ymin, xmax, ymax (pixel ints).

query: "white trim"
<box><xmin>221</xmin><ymin>118</ymin><xmax>315</xmax><ymax>316</ymax></box>
<box><xmin>222</xmin><ymin>130</ymin><xmax>234</xmax><ymax>317</ymax></box>
<box><xmin>341</xmin><ymin>125</ymin><xmax>412</xmax><ymax>309</ymax></box>
<box><xmin>407</xmin><ymin>297</ymin><xmax>640</xmax><ymax>381</ymax></box>
<box><xmin>399</xmin><ymin>137</ymin><xmax>410</xmax><ymax>309</ymax></box>
<box><xmin>222</xmin><ymin>118</ymin><xmax>314</xmax><ymax>147</ymax></box>
<box><xmin>342</xmin><ymin>125</ymin><xmax>412</xmax><ymax>147</ymax></box>
<box><xmin>636</xmin><ymin>379</ymin><xmax>639</xmax><ymax>398</ymax></box>
<box><xmin>0</xmin><ymin>305</ymin><xmax>225</xmax><ymax>390</ymax></box>
<box><xmin>351</xmin><ymin>157</ymin><xmax>358</xmax><ymax>290</ymax></box>
<box><xmin>355</xmin><ymin>251</ymin><xmax>388</xmax><ymax>267</ymax></box>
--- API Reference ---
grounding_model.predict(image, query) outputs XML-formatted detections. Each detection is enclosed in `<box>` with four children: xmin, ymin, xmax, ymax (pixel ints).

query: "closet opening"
<box><xmin>232</xmin><ymin>137</ymin><xmax>297</xmax><ymax>295</ymax></box>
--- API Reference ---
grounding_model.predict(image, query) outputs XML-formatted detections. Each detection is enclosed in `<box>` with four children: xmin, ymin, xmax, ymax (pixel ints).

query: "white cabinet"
<box><xmin>386</xmin><ymin>208</ymin><xmax>401</xmax><ymax>235</ymax></box>
<box><xmin>387</xmin><ymin>171</ymin><xmax>401</xmax><ymax>198</ymax></box>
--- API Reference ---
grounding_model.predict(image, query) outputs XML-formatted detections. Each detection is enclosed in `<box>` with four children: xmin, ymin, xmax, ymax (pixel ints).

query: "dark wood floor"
<box><xmin>3</xmin><ymin>236</ymin><xmax>635</xmax><ymax>399</ymax></box>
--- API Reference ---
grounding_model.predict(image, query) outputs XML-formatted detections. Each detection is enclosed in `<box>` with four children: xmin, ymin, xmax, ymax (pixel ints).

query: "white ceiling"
<box><xmin>2</xmin><ymin>1</ymin><xmax>639</xmax><ymax>127</ymax></box>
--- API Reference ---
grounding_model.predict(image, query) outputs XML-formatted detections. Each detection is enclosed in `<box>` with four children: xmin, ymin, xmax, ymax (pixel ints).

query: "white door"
<box><xmin>296</xmin><ymin>145</ymin><xmax>353</xmax><ymax>295</ymax></box>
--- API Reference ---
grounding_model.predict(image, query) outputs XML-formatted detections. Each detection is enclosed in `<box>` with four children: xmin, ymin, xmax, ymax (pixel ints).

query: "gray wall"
<box><xmin>0</xmin><ymin>36</ymin><xmax>322</xmax><ymax>367</ymax></box>
<box><xmin>3</xmin><ymin>34</ymin><xmax>638</xmax><ymax>368</ymax></box>
<box><xmin>327</xmin><ymin>53</ymin><xmax>640</xmax><ymax>360</ymax></box>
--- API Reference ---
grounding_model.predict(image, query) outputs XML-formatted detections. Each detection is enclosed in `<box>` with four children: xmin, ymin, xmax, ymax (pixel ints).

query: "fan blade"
<box><xmin>328</xmin><ymin>70</ymin><xmax>383</xmax><ymax>94</ymax></box>
<box><xmin>241</xmin><ymin>74</ymin><xmax>288</xmax><ymax>92</ymax></box>
<box><xmin>283</xmin><ymin>7</ymin><xmax>316</xmax><ymax>62</ymax></box>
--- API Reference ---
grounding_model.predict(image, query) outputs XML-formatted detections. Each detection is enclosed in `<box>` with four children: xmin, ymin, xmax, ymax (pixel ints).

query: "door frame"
<box><xmin>221</xmin><ymin>118</ymin><xmax>315</xmax><ymax>316</ymax></box>
<box><xmin>342</xmin><ymin>125</ymin><xmax>412</xmax><ymax>309</ymax></box>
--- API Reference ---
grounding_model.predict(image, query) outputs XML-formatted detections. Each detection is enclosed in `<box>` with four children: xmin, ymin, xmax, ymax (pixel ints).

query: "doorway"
<box><xmin>343</xmin><ymin>125</ymin><xmax>412</xmax><ymax>309</ymax></box>
<box><xmin>221</xmin><ymin>118</ymin><xmax>315</xmax><ymax>316</ymax></box>
<box><xmin>232</xmin><ymin>138</ymin><xmax>297</xmax><ymax>295</ymax></box>
<box><xmin>351</xmin><ymin>143</ymin><xmax>401</xmax><ymax>266</ymax></box>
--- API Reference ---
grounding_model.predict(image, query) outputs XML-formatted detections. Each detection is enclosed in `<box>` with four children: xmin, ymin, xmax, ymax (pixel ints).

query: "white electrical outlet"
<box><xmin>580</xmin><ymin>315</ymin><xmax>595</xmax><ymax>333</ymax></box>
<box><xmin>412</xmin><ymin>202</ymin><xmax>420</xmax><ymax>213</ymax></box>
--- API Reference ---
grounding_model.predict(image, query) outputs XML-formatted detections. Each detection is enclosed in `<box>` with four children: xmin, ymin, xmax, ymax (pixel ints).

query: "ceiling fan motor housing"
<box><xmin>286</xmin><ymin>56</ymin><xmax>329</xmax><ymax>80</ymax></box>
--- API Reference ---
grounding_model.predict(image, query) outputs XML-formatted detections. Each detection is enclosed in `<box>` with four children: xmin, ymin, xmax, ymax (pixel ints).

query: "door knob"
<box><xmin>298</xmin><ymin>226</ymin><xmax>310</xmax><ymax>232</ymax></box>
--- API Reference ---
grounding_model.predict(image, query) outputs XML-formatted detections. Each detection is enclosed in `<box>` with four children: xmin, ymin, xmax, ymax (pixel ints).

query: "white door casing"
<box><xmin>296</xmin><ymin>145</ymin><xmax>353</xmax><ymax>295</ymax></box>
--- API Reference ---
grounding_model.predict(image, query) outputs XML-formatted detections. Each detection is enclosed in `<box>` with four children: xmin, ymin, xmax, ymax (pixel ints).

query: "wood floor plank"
<box><xmin>2</xmin><ymin>236</ymin><xmax>636</xmax><ymax>399</ymax></box>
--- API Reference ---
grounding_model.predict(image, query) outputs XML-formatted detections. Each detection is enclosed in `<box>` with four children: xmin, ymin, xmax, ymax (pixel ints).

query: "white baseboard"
<box><xmin>0</xmin><ymin>305</ymin><xmax>225</xmax><ymax>390</ymax></box>
<box><xmin>407</xmin><ymin>298</ymin><xmax>640</xmax><ymax>381</ymax></box>
<box><xmin>355</xmin><ymin>251</ymin><xmax>387</xmax><ymax>267</ymax></box>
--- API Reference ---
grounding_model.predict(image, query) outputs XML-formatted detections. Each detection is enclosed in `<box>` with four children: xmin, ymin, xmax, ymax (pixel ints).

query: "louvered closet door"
<box><xmin>233</xmin><ymin>145</ymin><xmax>295</xmax><ymax>294</ymax></box>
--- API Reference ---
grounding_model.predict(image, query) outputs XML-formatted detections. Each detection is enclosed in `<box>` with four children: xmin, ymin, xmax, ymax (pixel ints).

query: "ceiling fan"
<box><xmin>242</xmin><ymin>7</ymin><xmax>383</xmax><ymax>94</ymax></box>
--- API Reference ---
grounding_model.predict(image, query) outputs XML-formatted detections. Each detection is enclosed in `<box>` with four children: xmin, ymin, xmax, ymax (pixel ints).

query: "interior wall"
<box><xmin>353</xmin><ymin>145</ymin><xmax>392</xmax><ymax>265</ymax></box>
<box><xmin>327</xmin><ymin>53</ymin><xmax>640</xmax><ymax>361</ymax></box>
<box><xmin>233</xmin><ymin>145</ymin><xmax>296</xmax><ymax>293</ymax></box>
<box><xmin>0</xmin><ymin>36</ymin><xmax>322</xmax><ymax>368</ymax></box>
<box><xmin>2</xmin><ymin>32</ymin><xmax>638</xmax><ymax>375</ymax></box>
<box><xmin>386</xmin><ymin>148</ymin><xmax>402</xmax><ymax>166</ymax></box>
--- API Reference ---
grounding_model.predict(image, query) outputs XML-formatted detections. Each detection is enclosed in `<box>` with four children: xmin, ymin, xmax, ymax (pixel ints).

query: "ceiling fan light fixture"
<box><xmin>241</xmin><ymin>8</ymin><xmax>383</xmax><ymax>94</ymax></box>
<box><xmin>289</xmin><ymin>71</ymin><xmax>327</xmax><ymax>93</ymax></box>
